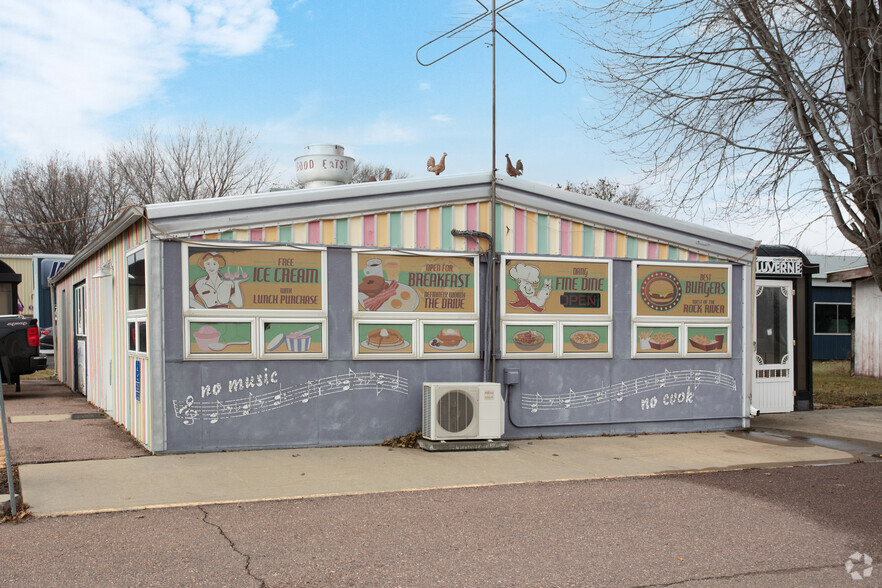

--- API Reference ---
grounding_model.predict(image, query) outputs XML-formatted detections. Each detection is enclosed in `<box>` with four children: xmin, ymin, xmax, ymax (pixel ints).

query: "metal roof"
<box><xmin>146</xmin><ymin>173</ymin><xmax>759</xmax><ymax>261</ymax></box>
<box><xmin>54</xmin><ymin>174</ymin><xmax>761</xmax><ymax>280</ymax></box>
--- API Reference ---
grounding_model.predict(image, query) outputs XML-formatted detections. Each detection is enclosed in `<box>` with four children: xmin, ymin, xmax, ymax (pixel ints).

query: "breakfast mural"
<box><xmin>355</xmin><ymin>253</ymin><xmax>476</xmax><ymax>313</ymax></box>
<box><xmin>503</xmin><ymin>259</ymin><xmax>610</xmax><ymax>316</ymax></box>
<box><xmin>636</xmin><ymin>264</ymin><xmax>729</xmax><ymax>318</ymax></box>
<box><xmin>187</xmin><ymin>247</ymin><xmax>324</xmax><ymax>311</ymax></box>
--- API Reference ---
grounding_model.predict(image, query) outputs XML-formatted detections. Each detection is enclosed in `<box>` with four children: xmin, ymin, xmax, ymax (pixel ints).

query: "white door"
<box><xmin>101</xmin><ymin>277</ymin><xmax>115</xmax><ymax>417</ymax></box>
<box><xmin>753</xmin><ymin>280</ymin><xmax>794</xmax><ymax>413</ymax></box>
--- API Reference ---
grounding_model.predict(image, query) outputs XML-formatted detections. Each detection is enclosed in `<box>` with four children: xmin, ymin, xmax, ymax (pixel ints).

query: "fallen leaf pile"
<box><xmin>382</xmin><ymin>430</ymin><xmax>421</xmax><ymax>448</ymax></box>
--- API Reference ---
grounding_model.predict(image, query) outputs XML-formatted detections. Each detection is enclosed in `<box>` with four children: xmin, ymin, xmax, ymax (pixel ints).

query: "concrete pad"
<box><xmin>20</xmin><ymin>430</ymin><xmax>852</xmax><ymax>517</ymax></box>
<box><xmin>754</xmin><ymin>406</ymin><xmax>882</xmax><ymax>445</ymax></box>
<box><xmin>9</xmin><ymin>413</ymin><xmax>106</xmax><ymax>423</ymax></box>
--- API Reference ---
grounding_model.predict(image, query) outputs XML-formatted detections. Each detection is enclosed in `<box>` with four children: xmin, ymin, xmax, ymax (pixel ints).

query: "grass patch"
<box><xmin>813</xmin><ymin>361</ymin><xmax>882</xmax><ymax>407</ymax></box>
<box><xmin>20</xmin><ymin>369</ymin><xmax>55</xmax><ymax>381</ymax></box>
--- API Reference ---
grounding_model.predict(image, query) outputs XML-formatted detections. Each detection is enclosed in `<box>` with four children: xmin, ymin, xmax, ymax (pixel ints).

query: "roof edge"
<box><xmin>827</xmin><ymin>265</ymin><xmax>872</xmax><ymax>282</ymax></box>
<box><xmin>50</xmin><ymin>206</ymin><xmax>146</xmax><ymax>284</ymax></box>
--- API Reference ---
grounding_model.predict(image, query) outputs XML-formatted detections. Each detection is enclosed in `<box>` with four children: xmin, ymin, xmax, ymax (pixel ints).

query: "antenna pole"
<box><xmin>490</xmin><ymin>0</ymin><xmax>498</xmax><ymax>380</ymax></box>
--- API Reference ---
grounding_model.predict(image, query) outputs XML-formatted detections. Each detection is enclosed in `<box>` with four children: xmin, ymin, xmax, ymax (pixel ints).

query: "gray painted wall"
<box><xmin>160</xmin><ymin>244</ymin><xmax>746</xmax><ymax>453</ymax></box>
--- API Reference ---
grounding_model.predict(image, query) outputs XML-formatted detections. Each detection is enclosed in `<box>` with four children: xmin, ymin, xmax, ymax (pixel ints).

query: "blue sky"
<box><xmin>0</xmin><ymin>0</ymin><xmax>861</xmax><ymax>255</ymax></box>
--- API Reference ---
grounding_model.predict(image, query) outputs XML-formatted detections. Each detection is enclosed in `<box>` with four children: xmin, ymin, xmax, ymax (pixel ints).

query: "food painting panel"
<box><xmin>562</xmin><ymin>325</ymin><xmax>610</xmax><ymax>355</ymax></box>
<box><xmin>356</xmin><ymin>323</ymin><xmax>414</xmax><ymax>356</ymax></box>
<box><xmin>634</xmin><ymin>325</ymin><xmax>680</xmax><ymax>356</ymax></box>
<box><xmin>262</xmin><ymin>321</ymin><xmax>324</xmax><ymax>356</ymax></box>
<box><xmin>686</xmin><ymin>326</ymin><xmax>729</xmax><ymax>355</ymax></box>
<box><xmin>504</xmin><ymin>324</ymin><xmax>554</xmax><ymax>355</ymax></box>
<box><xmin>189</xmin><ymin>321</ymin><xmax>253</xmax><ymax>356</ymax></box>
<box><xmin>422</xmin><ymin>323</ymin><xmax>476</xmax><ymax>355</ymax></box>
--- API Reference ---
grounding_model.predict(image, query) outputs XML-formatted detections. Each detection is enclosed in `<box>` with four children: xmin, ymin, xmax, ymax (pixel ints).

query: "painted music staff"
<box><xmin>521</xmin><ymin>369</ymin><xmax>736</xmax><ymax>413</ymax></box>
<box><xmin>173</xmin><ymin>369</ymin><xmax>408</xmax><ymax>425</ymax></box>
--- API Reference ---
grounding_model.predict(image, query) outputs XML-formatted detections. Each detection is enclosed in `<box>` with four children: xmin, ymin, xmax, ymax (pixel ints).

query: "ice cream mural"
<box><xmin>187</xmin><ymin>247</ymin><xmax>324</xmax><ymax>311</ymax></box>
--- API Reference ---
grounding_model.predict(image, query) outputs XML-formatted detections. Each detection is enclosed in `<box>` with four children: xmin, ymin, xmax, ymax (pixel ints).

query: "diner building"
<box><xmin>50</xmin><ymin>151</ymin><xmax>759</xmax><ymax>453</ymax></box>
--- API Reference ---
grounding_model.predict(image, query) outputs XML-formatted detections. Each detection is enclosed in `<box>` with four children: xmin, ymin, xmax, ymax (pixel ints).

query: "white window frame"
<box><xmin>126</xmin><ymin>245</ymin><xmax>148</xmax><ymax>357</ymax></box>
<box><xmin>500</xmin><ymin>255</ymin><xmax>613</xmax><ymax>358</ymax></box>
<box><xmin>352</xmin><ymin>249</ymin><xmax>480</xmax><ymax>360</ymax></box>
<box><xmin>631</xmin><ymin>261</ymin><xmax>733</xmax><ymax>359</ymax></box>
<box><xmin>182</xmin><ymin>243</ymin><xmax>328</xmax><ymax>361</ymax></box>
<box><xmin>74</xmin><ymin>282</ymin><xmax>87</xmax><ymax>337</ymax></box>
<box><xmin>813</xmin><ymin>302</ymin><xmax>851</xmax><ymax>335</ymax></box>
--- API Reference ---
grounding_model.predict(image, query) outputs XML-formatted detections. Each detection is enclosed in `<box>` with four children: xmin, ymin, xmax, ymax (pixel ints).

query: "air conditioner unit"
<box><xmin>422</xmin><ymin>382</ymin><xmax>505</xmax><ymax>441</ymax></box>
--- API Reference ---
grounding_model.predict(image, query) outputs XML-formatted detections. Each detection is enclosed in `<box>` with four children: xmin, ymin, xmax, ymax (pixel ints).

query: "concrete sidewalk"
<box><xmin>19</xmin><ymin>429</ymin><xmax>856</xmax><ymax>517</ymax></box>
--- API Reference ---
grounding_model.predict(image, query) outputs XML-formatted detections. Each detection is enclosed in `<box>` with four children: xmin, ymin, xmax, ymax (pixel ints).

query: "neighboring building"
<box><xmin>0</xmin><ymin>254</ymin><xmax>70</xmax><ymax>326</ymax></box>
<box><xmin>810</xmin><ymin>254</ymin><xmax>866</xmax><ymax>361</ymax></box>
<box><xmin>0</xmin><ymin>254</ymin><xmax>33</xmax><ymax>315</ymax></box>
<box><xmin>827</xmin><ymin>265</ymin><xmax>882</xmax><ymax>379</ymax></box>
<box><xmin>753</xmin><ymin>246</ymin><xmax>819</xmax><ymax>413</ymax></box>
<box><xmin>50</xmin><ymin>155</ymin><xmax>759</xmax><ymax>454</ymax></box>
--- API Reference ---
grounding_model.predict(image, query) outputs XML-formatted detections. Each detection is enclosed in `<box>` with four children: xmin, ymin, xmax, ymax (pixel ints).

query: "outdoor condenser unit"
<box><xmin>422</xmin><ymin>382</ymin><xmax>505</xmax><ymax>441</ymax></box>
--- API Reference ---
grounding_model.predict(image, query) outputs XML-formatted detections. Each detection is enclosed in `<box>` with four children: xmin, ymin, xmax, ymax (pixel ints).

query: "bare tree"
<box><xmin>558</xmin><ymin>179</ymin><xmax>654</xmax><ymax>211</ymax></box>
<box><xmin>0</xmin><ymin>154</ymin><xmax>115</xmax><ymax>254</ymax></box>
<box><xmin>107</xmin><ymin>122</ymin><xmax>277</xmax><ymax>204</ymax></box>
<box><xmin>350</xmin><ymin>162</ymin><xmax>408</xmax><ymax>184</ymax></box>
<box><xmin>568</xmin><ymin>0</ymin><xmax>882</xmax><ymax>290</ymax></box>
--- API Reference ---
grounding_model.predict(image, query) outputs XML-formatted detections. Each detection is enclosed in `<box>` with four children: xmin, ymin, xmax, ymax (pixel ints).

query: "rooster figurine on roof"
<box><xmin>427</xmin><ymin>153</ymin><xmax>447</xmax><ymax>175</ymax></box>
<box><xmin>505</xmin><ymin>154</ymin><xmax>523</xmax><ymax>177</ymax></box>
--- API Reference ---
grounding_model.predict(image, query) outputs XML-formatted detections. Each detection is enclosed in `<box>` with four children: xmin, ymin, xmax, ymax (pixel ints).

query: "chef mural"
<box><xmin>503</xmin><ymin>258</ymin><xmax>610</xmax><ymax>316</ymax></box>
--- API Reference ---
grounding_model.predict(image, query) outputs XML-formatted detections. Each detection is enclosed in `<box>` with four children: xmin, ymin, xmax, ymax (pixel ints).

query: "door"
<box><xmin>73</xmin><ymin>282</ymin><xmax>87</xmax><ymax>395</ymax></box>
<box><xmin>753</xmin><ymin>279</ymin><xmax>794</xmax><ymax>413</ymax></box>
<box><xmin>101</xmin><ymin>276</ymin><xmax>114</xmax><ymax>417</ymax></box>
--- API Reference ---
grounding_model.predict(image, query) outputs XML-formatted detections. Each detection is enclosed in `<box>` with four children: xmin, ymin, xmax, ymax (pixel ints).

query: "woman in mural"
<box><xmin>189</xmin><ymin>252</ymin><xmax>245</xmax><ymax>309</ymax></box>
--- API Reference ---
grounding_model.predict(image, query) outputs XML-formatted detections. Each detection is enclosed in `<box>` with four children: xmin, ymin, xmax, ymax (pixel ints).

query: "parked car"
<box><xmin>39</xmin><ymin>326</ymin><xmax>53</xmax><ymax>351</ymax></box>
<box><xmin>0</xmin><ymin>315</ymin><xmax>47</xmax><ymax>391</ymax></box>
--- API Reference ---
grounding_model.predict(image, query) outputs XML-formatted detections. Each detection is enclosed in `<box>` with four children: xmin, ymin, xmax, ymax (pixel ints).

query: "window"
<box><xmin>183</xmin><ymin>244</ymin><xmax>328</xmax><ymax>360</ymax></box>
<box><xmin>128</xmin><ymin>249</ymin><xmax>146</xmax><ymax>311</ymax></box>
<box><xmin>74</xmin><ymin>282</ymin><xmax>86</xmax><ymax>336</ymax></box>
<box><xmin>352</xmin><ymin>251</ymin><xmax>480</xmax><ymax>359</ymax></box>
<box><xmin>0</xmin><ymin>283</ymin><xmax>12</xmax><ymax>315</ymax></box>
<box><xmin>500</xmin><ymin>255</ymin><xmax>613</xmax><ymax>358</ymax></box>
<box><xmin>631</xmin><ymin>262</ymin><xmax>732</xmax><ymax>358</ymax></box>
<box><xmin>815</xmin><ymin>303</ymin><xmax>851</xmax><ymax>335</ymax></box>
<box><xmin>127</xmin><ymin>246</ymin><xmax>148</xmax><ymax>355</ymax></box>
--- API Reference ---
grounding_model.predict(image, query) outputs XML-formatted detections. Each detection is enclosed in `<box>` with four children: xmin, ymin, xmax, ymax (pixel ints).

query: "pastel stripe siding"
<box><xmin>184</xmin><ymin>201</ymin><xmax>712</xmax><ymax>261</ymax></box>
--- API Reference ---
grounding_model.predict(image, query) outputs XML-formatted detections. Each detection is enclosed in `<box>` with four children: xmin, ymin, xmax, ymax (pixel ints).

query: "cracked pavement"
<box><xmin>2</xmin><ymin>462</ymin><xmax>880</xmax><ymax>586</ymax></box>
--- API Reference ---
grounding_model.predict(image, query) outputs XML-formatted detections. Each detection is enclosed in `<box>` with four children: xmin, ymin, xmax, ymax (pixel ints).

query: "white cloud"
<box><xmin>419</xmin><ymin>82</ymin><xmax>431</xmax><ymax>91</ymax></box>
<box><xmin>0</xmin><ymin>0</ymin><xmax>277</xmax><ymax>157</ymax></box>
<box><xmin>430</xmin><ymin>114</ymin><xmax>452</xmax><ymax>123</ymax></box>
